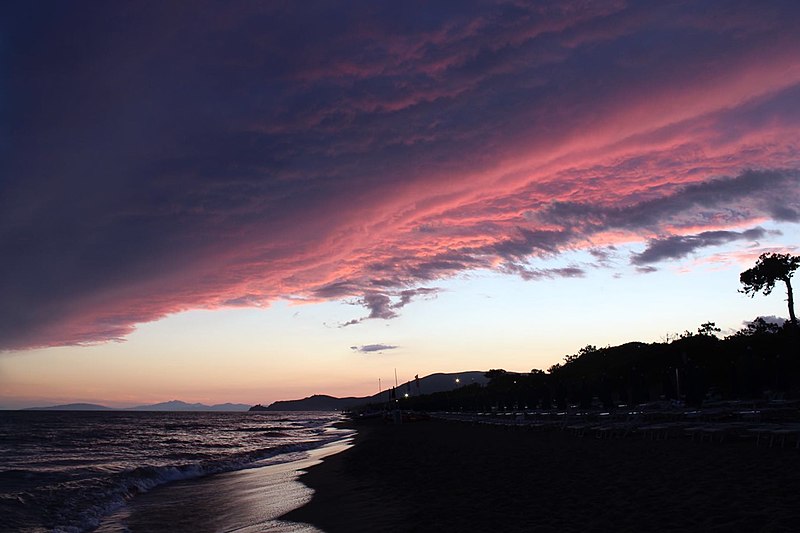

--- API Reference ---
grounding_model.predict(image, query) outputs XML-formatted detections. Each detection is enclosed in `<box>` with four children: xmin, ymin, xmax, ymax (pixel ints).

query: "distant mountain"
<box><xmin>25</xmin><ymin>403</ymin><xmax>112</xmax><ymax>411</ymax></box>
<box><xmin>263</xmin><ymin>371</ymin><xmax>489</xmax><ymax>411</ymax></box>
<box><xmin>127</xmin><ymin>400</ymin><xmax>251</xmax><ymax>411</ymax></box>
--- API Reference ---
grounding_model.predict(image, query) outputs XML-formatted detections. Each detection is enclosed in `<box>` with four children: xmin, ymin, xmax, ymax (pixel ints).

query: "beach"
<box><xmin>0</xmin><ymin>411</ymin><xmax>352</xmax><ymax>533</ymax></box>
<box><xmin>95</xmin><ymin>439</ymin><xmax>354</xmax><ymax>533</ymax></box>
<box><xmin>284</xmin><ymin>417</ymin><xmax>800</xmax><ymax>532</ymax></box>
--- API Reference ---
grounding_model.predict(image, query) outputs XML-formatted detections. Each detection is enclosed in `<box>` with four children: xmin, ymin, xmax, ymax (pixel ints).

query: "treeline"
<box><xmin>377</xmin><ymin>320</ymin><xmax>799</xmax><ymax>412</ymax></box>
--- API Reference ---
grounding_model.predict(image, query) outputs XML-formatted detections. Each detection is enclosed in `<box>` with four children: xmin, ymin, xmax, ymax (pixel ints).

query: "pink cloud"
<box><xmin>3</xmin><ymin>1</ymin><xmax>800</xmax><ymax>349</ymax></box>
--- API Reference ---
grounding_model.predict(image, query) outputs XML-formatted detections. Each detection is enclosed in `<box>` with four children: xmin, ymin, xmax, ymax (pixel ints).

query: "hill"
<box><xmin>396</xmin><ymin>324</ymin><xmax>800</xmax><ymax>412</ymax></box>
<box><xmin>263</xmin><ymin>371</ymin><xmax>489</xmax><ymax>411</ymax></box>
<box><xmin>265</xmin><ymin>394</ymin><xmax>364</xmax><ymax>411</ymax></box>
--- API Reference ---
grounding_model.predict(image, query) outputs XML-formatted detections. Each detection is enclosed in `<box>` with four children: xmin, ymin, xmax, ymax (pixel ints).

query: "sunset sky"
<box><xmin>2</xmin><ymin>1</ymin><xmax>799</xmax><ymax>409</ymax></box>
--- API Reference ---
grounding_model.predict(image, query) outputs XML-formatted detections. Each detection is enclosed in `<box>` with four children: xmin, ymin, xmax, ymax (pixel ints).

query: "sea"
<box><xmin>0</xmin><ymin>410</ymin><xmax>354</xmax><ymax>533</ymax></box>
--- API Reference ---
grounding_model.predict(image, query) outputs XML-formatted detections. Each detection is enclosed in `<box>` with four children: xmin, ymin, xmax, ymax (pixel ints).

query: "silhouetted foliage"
<box><xmin>547</xmin><ymin>363</ymin><xmax>561</xmax><ymax>374</ymax></box>
<box><xmin>740</xmin><ymin>253</ymin><xmax>799</xmax><ymax>327</ymax></box>
<box><xmin>484</xmin><ymin>369</ymin><xmax>508</xmax><ymax>380</ymax></box>
<box><xmin>355</xmin><ymin>317</ymin><xmax>798</xmax><ymax>415</ymax></box>
<box><xmin>727</xmin><ymin>317</ymin><xmax>782</xmax><ymax>338</ymax></box>
<box><xmin>564</xmin><ymin>344</ymin><xmax>598</xmax><ymax>364</ymax></box>
<box><xmin>697</xmin><ymin>321</ymin><xmax>721</xmax><ymax>337</ymax></box>
<box><xmin>357</xmin><ymin>321</ymin><xmax>798</xmax><ymax>414</ymax></box>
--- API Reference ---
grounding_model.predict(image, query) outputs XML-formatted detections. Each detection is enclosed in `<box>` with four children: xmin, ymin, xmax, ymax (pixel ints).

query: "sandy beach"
<box><xmin>283</xmin><ymin>417</ymin><xmax>800</xmax><ymax>532</ymax></box>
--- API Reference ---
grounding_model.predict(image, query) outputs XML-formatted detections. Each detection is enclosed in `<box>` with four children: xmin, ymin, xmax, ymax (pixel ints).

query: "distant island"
<box><xmin>24</xmin><ymin>400</ymin><xmax>251</xmax><ymax>412</ymax></box>
<box><xmin>26</xmin><ymin>402</ymin><xmax>113</xmax><ymax>411</ymax></box>
<box><xmin>127</xmin><ymin>400</ymin><xmax>251</xmax><ymax>411</ymax></box>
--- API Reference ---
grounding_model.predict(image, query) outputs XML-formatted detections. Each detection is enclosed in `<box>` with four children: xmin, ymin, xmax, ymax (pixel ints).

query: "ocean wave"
<box><xmin>2</xmin><ymin>420</ymin><xmax>350</xmax><ymax>533</ymax></box>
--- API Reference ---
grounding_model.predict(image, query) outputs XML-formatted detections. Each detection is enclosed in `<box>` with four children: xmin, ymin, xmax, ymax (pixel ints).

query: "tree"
<box><xmin>564</xmin><ymin>344</ymin><xmax>599</xmax><ymax>364</ymax></box>
<box><xmin>728</xmin><ymin>317</ymin><xmax>781</xmax><ymax>338</ymax></box>
<box><xmin>547</xmin><ymin>363</ymin><xmax>562</xmax><ymax>374</ymax></box>
<box><xmin>739</xmin><ymin>253</ymin><xmax>799</xmax><ymax>327</ymax></box>
<box><xmin>697</xmin><ymin>322</ymin><xmax>721</xmax><ymax>337</ymax></box>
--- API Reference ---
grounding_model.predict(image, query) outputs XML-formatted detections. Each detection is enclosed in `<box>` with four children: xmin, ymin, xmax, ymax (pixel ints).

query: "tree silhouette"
<box><xmin>739</xmin><ymin>253</ymin><xmax>799</xmax><ymax>327</ymax></box>
<box><xmin>697</xmin><ymin>322</ymin><xmax>721</xmax><ymax>337</ymax></box>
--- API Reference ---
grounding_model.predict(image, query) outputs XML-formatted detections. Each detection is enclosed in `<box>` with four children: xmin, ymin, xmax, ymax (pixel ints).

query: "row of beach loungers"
<box><xmin>432</xmin><ymin>404</ymin><xmax>800</xmax><ymax>448</ymax></box>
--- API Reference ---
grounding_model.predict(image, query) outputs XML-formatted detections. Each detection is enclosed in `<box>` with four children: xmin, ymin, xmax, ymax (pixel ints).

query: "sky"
<box><xmin>2</xmin><ymin>1</ymin><xmax>799</xmax><ymax>409</ymax></box>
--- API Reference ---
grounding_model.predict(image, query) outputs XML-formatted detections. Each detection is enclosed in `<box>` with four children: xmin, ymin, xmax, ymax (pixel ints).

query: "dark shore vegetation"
<box><xmin>360</xmin><ymin>254</ymin><xmax>800</xmax><ymax>414</ymax></box>
<box><xmin>367</xmin><ymin>320</ymin><xmax>799</xmax><ymax>413</ymax></box>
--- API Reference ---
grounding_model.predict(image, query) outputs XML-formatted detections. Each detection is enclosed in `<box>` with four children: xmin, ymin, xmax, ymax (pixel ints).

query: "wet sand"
<box><xmin>96</xmin><ymin>440</ymin><xmax>353</xmax><ymax>533</ymax></box>
<box><xmin>283</xmin><ymin>418</ymin><xmax>800</xmax><ymax>532</ymax></box>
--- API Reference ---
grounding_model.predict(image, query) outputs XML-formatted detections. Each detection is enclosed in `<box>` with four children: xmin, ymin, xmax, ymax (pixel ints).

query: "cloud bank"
<box><xmin>2</xmin><ymin>1</ymin><xmax>800</xmax><ymax>349</ymax></box>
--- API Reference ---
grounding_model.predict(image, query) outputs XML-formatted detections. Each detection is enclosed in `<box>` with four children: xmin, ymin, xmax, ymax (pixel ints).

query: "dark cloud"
<box><xmin>221</xmin><ymin>294</ymin><xmax>266</xmax><ymax>307</ymax></box>
<box><xmin>589</xmin><ymin>247</ymin><xmax>616</xmax><ymax>262</ymax></box>
<box><xmin>362</xmin><ymin>293</ymin><xmax>397</xmax><ymax>320</ymax></box>
<box><xmin>343</xmin><ymin>287</ymin><xmax>440</xmax><ymax>327</ymax></box>
<box><xmin>631</xmin><ymin>227</ymin><xmax>776</xmax><ymax>265</ymax></box>
<box><xmin>396</xmin><ymin>288</ymin><xmax>440</xmax><ymax>308</ymax></box>
<box><xmin>2</xmin><ymin>2</ymin><xmax>800</xmax><ymax>349</ymax></box>
<box><xmin>502</xmin><ymin>265</ymin><xmax>586</xmax><ymax>281</ymax></box>
<box><xmin>539</xmin><ymin>171</ymin><xmax>800</xmax><ymax>235</ymax></box>
<box><xmin>313</xmin><ymin>282</ymin><xmax>361</xmax><ymax>299</ymax></box>
<box><xmin>350</xmin><ymin>344</ymin><xmax>398</xmax><ymax>354</ymax></box>
<box><xmin>403</xmin><ymin>251</ymin><xmax>491</xmax><ymax>281</ymax></box>
<box><xmin>491</xmin><ymin>229</ymin><xmax>572</xmax><ymax>260</ymax></box>
<box><xmin>769</xmin><ymin>205</ymin><xmax>800</xmax><ymax>222</ymax></box>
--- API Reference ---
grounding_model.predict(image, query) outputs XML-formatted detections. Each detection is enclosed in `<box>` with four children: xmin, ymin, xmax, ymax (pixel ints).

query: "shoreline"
<box><xmin>281</xmin><ymin>421</ymin><xmax>411</xmax><ymax>532</ymax></box>
<box><xmin>283</xmin><ymin>417</ymin><xmax>800</xmax><ymax>532</ymax></box>
<box><xmin>94</xmin><ymin>435</ymin><xmax>356</xmax><ymax>533</ymax></box>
